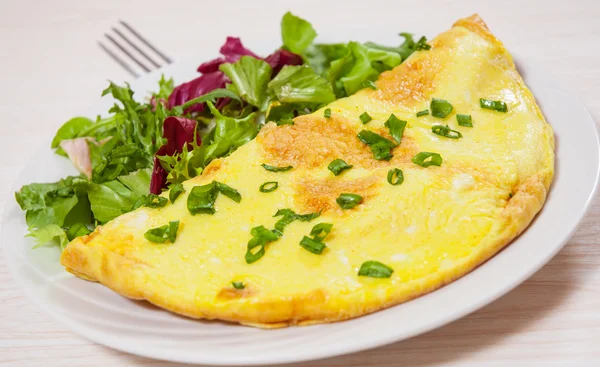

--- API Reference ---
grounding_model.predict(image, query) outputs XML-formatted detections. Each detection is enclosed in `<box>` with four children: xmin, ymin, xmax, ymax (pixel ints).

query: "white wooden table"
<box><xmin>1</xmin><ymin>0</ymin><xmax>599</xmax><ymax>366</ymax></box>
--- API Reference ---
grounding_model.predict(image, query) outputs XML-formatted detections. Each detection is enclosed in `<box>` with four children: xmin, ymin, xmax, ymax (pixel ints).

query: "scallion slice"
<box><xmin>309</xmin><ymin>222</ymin><xmax>333</xmax><ymax>242</ymax></box>
<box><xmin>232</xmin><ymin>281</ymin><xmax>245</xmax><ymax>290</ymax></box>
<box><xmin>169</xmin><ymin>183</ymin><xmax>185</xmax><ymax>204</ymax></box>
<box><xmin>416</xmin><ymin>109</ymin><xmax>429</xmax><ymax>117</ymax></box>
<box><xmin>336</xmin><ymin>193</ymin><xmax>363</xmax><ymax>209</ymax></box>
<box><xmin>324</xmin><ymin>108</ymin><xmax>332</xmax><ymax>118</ymax></box>
<box><xmin>387</xmin><ymin>168</ymin><xmax>404</xmax><ymax>185</ymax></box>
<box><xmin>480</xmin><ymin>98</ymin><xmax>508</xmax><ymax>112</ymax></box>
<box><xmin>384</xmin><ymin>114</ymin><xmax>407</xmax><ymax>144</ymax></box>
<box><xmin>456</xmin><ymin>114</ymin><xmax>473</xmax><ymax>127</ymax></box>
<box><xmin>432</xmin><ymin>124</ymin><xmax>462</xmax><ymax>139</ymax></box>
<box><xmin>273</xmin><ymin>209</ymin><xmax>320</xmax><ymax>233</ymax></box>
<box><xmin>357</xmin><ymin>130</ymin><xmax>396</xmax><ymax>161</ymax></box>
<box><xmin>299</xmin><ymin>236</ymin><xmax>327</xmax><ymax>254</ymax></box>
<box><xmin>259</xmin><ymin>181</ymin><xmax>279</xmax><ymax>193</ymax></box>
<box><xmin>358</xmin><ymin>260</ymin><xmax>394</xmax><ymax>278</ymax></box>
<box><xmin>144</xmin><ymin>220</ymin><xmax>180</xmax><ymax>244</ymax></box>
<box><xmin>245</xmin><ymin>225</ymin><xmax>281</xmax><ymax>264</ymax></box>
<box><xmin>359</xmin><ymin>112</ymin><xmax>373</xmax><ymax>124</ymax></box>
<box><xmin>328</xmin><ymin>159</ymin><xmax>353</xmax><ymax>176</ymax></box>
<box><xmin>262</xmin><ymin>163</ymin><xmax>293</xmax><ymax>172</ymax></box>
<box><xmin>412</xmin><ymin>152</ymin><xmax>443</xmax><ymax>167</ymax></box>
<box><xmin>430</xmin><ymin>98</ymin><xmax>454</xmax><ymax>118</ymax></box>
<box><xmin>362</xmin><ymin>80</ymin><xmax>377</xmax><ymax>90</ymax></box>
<box><xmin>187</xmin><ymin>182</ymin><xmax>219</xmax><ymax>215</ymax></box>
<box><xmin>215</xmin><ymin>182</ymin><xmax>241</xmax><ymax>203</ymax></box>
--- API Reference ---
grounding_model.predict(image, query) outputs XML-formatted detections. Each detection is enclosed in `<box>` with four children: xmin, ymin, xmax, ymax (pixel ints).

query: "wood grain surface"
<box><xmin>1</xmin><ymin>0</ymin><xmax>599</xmax><ymax>366</ymax></box>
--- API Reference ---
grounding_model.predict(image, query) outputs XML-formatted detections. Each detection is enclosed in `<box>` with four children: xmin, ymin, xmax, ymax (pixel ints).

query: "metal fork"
<box><xmin>98</xmin><ymin>21</ymin><xmax>173</xmax><ymax>78</ymax></box>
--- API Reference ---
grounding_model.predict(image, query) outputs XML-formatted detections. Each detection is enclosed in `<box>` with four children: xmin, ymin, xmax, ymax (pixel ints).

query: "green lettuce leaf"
<box><xmin>268</xmin><ymin>65</ymin><xmax>336</xmax><ymax>105</ymax></box>
<box><xmin>51</xmin><ymin>117</ymin><xmax>94</xmax><ymax>155</ymax></box>
<box><xmin>281</xmin><ymin>12</ymin><xmax>317</xmax><ymax>54</ymax></box>
<box><xmin>304</xmin><ymin>43</ymin><xmax>349</xmax><ymax>75</ymax></box>
<box><xmin>364</xmin><ymin>33</ymin><xmax>425</xmax><ymax>61</ymax></box>
<box><xmin>329</xmin><ymin>42</ymin><xmax>402</xmax><ymax>97</ymax></box>
<box><xmin>220</xmin><ymin>56</ymin><xmax>272</xmax><ymax>108</ymax></box>
<box><xmin>27</xmin><ymin>225</ymin><xmax>69</xmax><ymax>251</ymax></box>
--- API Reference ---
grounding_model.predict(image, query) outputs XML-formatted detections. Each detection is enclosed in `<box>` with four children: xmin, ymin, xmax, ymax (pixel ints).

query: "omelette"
<box><xmin>61</xmin><ymin>14</ymin><xmax>554</xmax><ymax>328</ymax></box>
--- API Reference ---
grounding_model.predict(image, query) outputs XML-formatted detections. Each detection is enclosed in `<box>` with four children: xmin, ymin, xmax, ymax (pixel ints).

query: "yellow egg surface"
<box><xmin>61</xmin><ymin>14</ymin><xmax>554</xmax><ymax>328</ymax></box>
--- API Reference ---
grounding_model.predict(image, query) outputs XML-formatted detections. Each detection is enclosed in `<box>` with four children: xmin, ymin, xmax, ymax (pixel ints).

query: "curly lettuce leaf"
<box><xmin>27</xmin><ymin>225</ymin><xmax>70</xmax><ymax>251</ymax></box>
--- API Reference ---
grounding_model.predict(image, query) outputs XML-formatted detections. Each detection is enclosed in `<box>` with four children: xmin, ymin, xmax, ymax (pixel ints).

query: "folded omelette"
<box><xmin>61</xmin><ymin>14</ymin><xmax>554</xmax><ymax>328</ymax></box>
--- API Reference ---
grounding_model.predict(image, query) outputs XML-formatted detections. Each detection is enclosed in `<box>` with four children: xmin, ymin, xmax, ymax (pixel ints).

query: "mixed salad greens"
<box><xmin>15</xmin><ymin>12</ymin><xmax>428</xmax><ymax>250</ymax></box>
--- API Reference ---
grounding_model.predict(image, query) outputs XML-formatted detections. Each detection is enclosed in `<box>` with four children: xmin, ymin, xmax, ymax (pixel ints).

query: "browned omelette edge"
<box><xmin>60</xmin><ymin>14</ymin><xmax>554</xmax><ymax>328</ymax></box>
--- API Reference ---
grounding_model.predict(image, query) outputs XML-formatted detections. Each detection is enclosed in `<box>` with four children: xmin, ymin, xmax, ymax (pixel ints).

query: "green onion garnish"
<box><xmin>232</xmin><ymin>281</ymin><xmax>245</xmax><ymax>290</ymax></box>
<box><xmin>328</xmin><ymin>159</ymin><xmax>353</xmax><ymax>176</ymax></box>
<box><xmin>456</xmin><ymin>114</ymin><xmax>473</xmax><ymax>127</ymax></box>
<box><xmin>336</xmin><ymin>193</ymin><xmax>363</xmax><ymax>209</ymax></box>
<box><xmin>358</xmin><ymin>260</ymin><xmax>394</xmax><ymax>278</ymax></box>
<box><xmin>416</xmin><ymin>109</ymin><xmax>429</xmax><ymax>117</ymax></box>
<box><xmin>262</xmin><ymin>163</ymin><xmax>293</xmax><ymax>172</ymax></box>
<box><xmin>144</xmin><ymin>220</ymin><xmax>180</xmax><ymax>244</ymax></box>
<box><xmin>299</xmin><ymin>236</ymin><xmax>327</xmax><ymax>254</ymax></box>
<box><xmin>145</xmin><ymin>194</ymin><xmax>168</xmax><ymax>208</ymax></box>
<box><xmin>187</xmin><ymin>182</ymin><xmax>219</xmax><ymax>215</ymax></box>
<box><xmin>245</xmin><ymin>225</ymin><xmax>281</xmax><ymax>264</ymax></box>
<box><xmin>259</xmin><ymin>181</ymin><xmax>278</xmax><ymax>193</ymax></box>
<box><xmin>387</xmin><ymin>168</ymin><xmax>404</xmax><ymax>185</ymax></box>
<box><xmin>310</xmin><ymin>222</ymin><xmax>333</xmax><ymax>242</ymax></box>
<box><xmin>480</xmin><ymin>98</ymin><xmax>508</xmax><ymax>112</ymax></box>
<box><xmin>187</xmin><ymin>181</ymin><xmax>241</xmax><ymax>215</ymax></box>
<box><xmin>430</xmin><ymin>98</ymin><xmax>454</xmax><ymax>118</ymax></box>
<box><xmin>324</xmin><ymin>108</ymin><xmax>332</xmax><ymax>118</ymax></box>
<box><xmin>169</xmin><ymin>183</ymin><xmax>185</xmax><ymax>204</ymax></box>
<box><xmin>215</xmin><ymin>182</ymin><xmax>242</xmax><ymax>203</ymax></box>
<box><xmin>362</xmin><ymin>80</ymin><xmax>377</xmax><ymax>90</ymax></box>
<box><xmin>412</xmin><ymin>152</ymin><xmax>443</xmax><ymax>167</ymax></box>
<box><xmin>432</xmin><ymin>124</ymin><xmax>462</xmax><ymax>139</ymax></box>
<box><xmin>384</xmin><ymin>114</ymin><xmax>407</xmax><ymax>144</ymax></box>
<box><xmin>273</xmin><ymin>209</ymin><xmax>320</xmax><ymax>233</ymax></box>
<box><xmin>276</xmin><ymin>118</ymin><xmax>294</xmax><ymax>126</ymax></box>
<box><xmin>357</xmin><ymin>130</ymin><xmax>396</xmax><ymax>161</ymax></box>
<box><xmin>359</xmin><ymin>112</ymin><xmax>373</xmax><ymax>124</ymax></box>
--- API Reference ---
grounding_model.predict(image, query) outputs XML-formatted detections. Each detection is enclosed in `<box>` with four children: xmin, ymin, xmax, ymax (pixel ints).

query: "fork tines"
<box><xmin>99</xmin><ymin>21</ymin><xmax>172</xmax><ymax>78</ymax></box>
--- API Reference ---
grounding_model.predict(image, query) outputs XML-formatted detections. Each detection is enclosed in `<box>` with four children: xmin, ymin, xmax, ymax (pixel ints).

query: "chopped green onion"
<box><xmin>276</xmin><ymin>118</ymin><xmax>294</xmax><ymax>126</ymax></box>
<box><xmin>480</xmin><ymin>98</ymin><xmax>508</xmax><ymax>112</ymax></box>
<box><xmin>187</xmin><ymin>181</ymin><xmax>240</xmax><ymax>215</ymax></box>
<box><xmin>387</xmin><ymin>168</ymin><xmax>404</xmax><ymax>185</ymax></box>
<box><xmin>415</xmin><ymin>36</ymin><xmax>431</xmax><ymax>51</ymax></box>
<box><xmin>384</xmin><ymin>114</ymin><xmax>407</xmax><ymax>144</ymax></box>
<box><xmin>412</xmin><ymin>152</ymin><xmax>443</xmax><ymax>167</ymax></box>
<box><xmin>169</xmin><ymin>183</ymin><xmax>185</xmax><ymax>204</ymax></box>
<box><xmin>432</xmin><ymin>124</ymin><xmax>462</xmax><ymax>139</ymax></box>
<box><xmin>336</xmin><ymin>193</ymin><xmax>363</xmax><ymax>209</ymax></box>
<box><xmin>300</xmin><ymin>236</ymin><xmax>327</xmax><ymax>254</ymax></box>
<box><xmin>187</xmin><ymin>182</ymin><xmax>219</xmax><ymax>215</ymax></box>
<box><xmin>262</xmin><ymin>163</ymin><xmax>293</xmax><ymax>172</ymax></box>
<box><xmin>232</xmin><ymin>281</ymin><xmax>245</xmax><ymax>290</ymax></box>
<box><xmin>328</xmin><ymin>159</ymin><xmax>353</xmax><ymax>176</ymax></box>
<box><xmin>416</xmin><ymin>109</ymin><xmax>429</xmax><ymax>117</ymax></box>
<box><xmin>430</xmin><ymin>98</ymin><xmax>454</xmax><ymax>118</ymax></box>
<box><xmin>245</xmin><ymin>225</ymin><xmax>281</xmax><ymax>264</ymax></box>
<box><xmin>324</xmin><ymin>108</ymin><xmax>332</xmax><ymax>118</ymax></box>
<box><xmin>144</xmin><ymin>220</ymin><xmax>180</xmax><ymax>244</ymax></box>
<box><xmin>259</xmin><ymin>181</ymin><xmax>279</xmax><ymax>193</ymax></box>
<box><xmin>145</xmin><ymin>194</ymin><xmax>168</xmax><ymax>208</ymax></box>
<box><xmin>456</xmin><ymin>114</ymin><xmax>473</xmax><ymax>127</ymax></box>
<box><xmin>358</xmin><ymin>260</ymin><xmax>394</xmax><ymax>278</ymax></box>
<box><xmin>215</xmin><ymin>182</ymin><xmax>242</xmax><ymax>203</ymax></box>
<box><xmin>310</xmin><ymin>222</ymin><xmax>333</xmax><ymax>242</ymax></box>
<box><xmin>362</xmin><ymin>80</ymin><xmax>377</xmax><ymax>90</ymax></box>
<box><xmin>273</xmin><ymin>209</ymin><xmax>320</xmax><ymax>233</ymax></box>
<box><xmin>359</xmin><ymin>112</ymin><xmax>373</xmax><ymax>124</ymax></box>
<box><xmin>357</xmin><ymin>130</ymin><xmax>396</xmax><ymax>161</ymax></box>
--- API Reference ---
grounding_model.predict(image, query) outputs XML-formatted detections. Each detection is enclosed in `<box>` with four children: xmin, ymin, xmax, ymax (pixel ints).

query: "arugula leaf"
<box><xmin>268</xmin><ymin>65</ymin><xmax>335</xmax><ymax>105</ymax></box>
<box><xmin>176</xmin><ymin>88</ymin><xmax>241</xmax><ymax>114</ymax></box>
<box><xmin>281</xmin><ymin>12</ymin><xmax>317</xmax><ymax>54</ymax></box>
<box><xmin>27</xmin><ymin>225</ymin><xmax>70</xmax><ymax>251</ymax></box>
<box><xmin>329</xmin><ymin>42</ymin><xmax>401</xmax><ymax>97</ymax></box>
<box><xmin>220</xmin><ymin>56</ymin><xmax>272</xmax><ymax>108</ymax></box>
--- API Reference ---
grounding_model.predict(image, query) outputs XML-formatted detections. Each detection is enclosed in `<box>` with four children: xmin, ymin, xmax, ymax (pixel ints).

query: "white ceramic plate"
<box><xmin>2</xmin><ymin>32</ymin><xmax>599</xmax><ymax>367</ymax></box>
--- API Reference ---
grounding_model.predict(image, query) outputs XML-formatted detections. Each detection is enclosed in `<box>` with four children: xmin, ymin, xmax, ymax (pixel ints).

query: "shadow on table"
<box><xmin>110</xmin><ymin>233</ymin><xmax>588</xmax><ymax>367</ymax></box>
